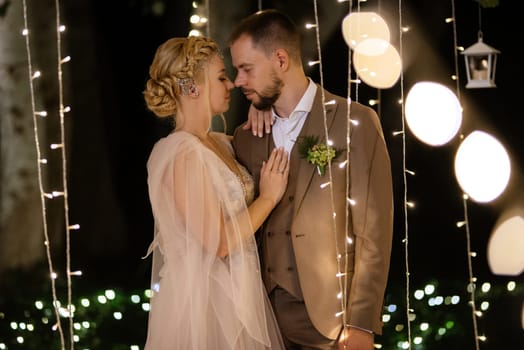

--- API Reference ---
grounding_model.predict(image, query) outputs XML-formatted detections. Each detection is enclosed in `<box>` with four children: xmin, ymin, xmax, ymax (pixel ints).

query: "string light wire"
<box><xmin>21</xmin><ymin>0</ymin><xmax>66</xmax><ymax>348</ymax></box>
<box><xmin>450</xmin><ymin>0</ymin><xmax>481</xmax><ymax>348</ymax></box>
<box><xmin>395</xmin><ymin>0</ymin><xmax>414</xmax><ymax>348</ymax></box>
<box><xmin>312</xmin><ymin>0</ymin><xmax>350</xmax><ymax>330</ymax></box>
<box><xmin>53</xmin><ymin>0</ymin><xmax>76</xmax><ymax>347</ymax></box>
<box><xmin>22</xmin><ymin>0</ymin><xmax>76</xmax><ymax>347</ymax></box>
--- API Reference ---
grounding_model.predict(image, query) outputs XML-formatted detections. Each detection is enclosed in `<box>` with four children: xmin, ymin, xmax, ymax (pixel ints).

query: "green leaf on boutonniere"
<box><xmin>296</xmin><ymin>135</ymin><xmax>343</xmax><ymax>176</ymax></box>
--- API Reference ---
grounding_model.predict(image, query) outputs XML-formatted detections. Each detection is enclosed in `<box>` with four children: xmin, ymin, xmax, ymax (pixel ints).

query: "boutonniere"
<box><xmin>296</xmin><ymin>135</ymin><xmax>343</xmax><ymax>176</ymax></box>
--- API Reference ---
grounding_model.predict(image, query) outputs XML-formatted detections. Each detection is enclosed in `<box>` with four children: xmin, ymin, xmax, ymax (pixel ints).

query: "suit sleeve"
<box><xmin>346</xmin><ymin>104</ymin><xmax>394</xmax><ymax>335</ymax></box>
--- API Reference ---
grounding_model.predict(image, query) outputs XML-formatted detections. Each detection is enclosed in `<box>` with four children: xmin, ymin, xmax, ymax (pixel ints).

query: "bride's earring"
<box><xmin>179</xmin><ymin>78</ymin><xmax>199</xmax><ymax>97</ymax></box>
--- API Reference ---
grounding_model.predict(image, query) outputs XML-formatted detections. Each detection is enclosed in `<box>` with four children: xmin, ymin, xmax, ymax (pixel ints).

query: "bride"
<box><xmin>142</xmin><ymin>35</ymin><xmax>288</xmax><ymax>350</ymax></box>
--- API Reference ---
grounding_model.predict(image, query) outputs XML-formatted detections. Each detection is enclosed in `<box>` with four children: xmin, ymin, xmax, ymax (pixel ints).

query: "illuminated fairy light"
<box><xmin>320</xmin><ymin>181</ymin><xmax>331</xmax><ymax>189</ymax></box>
<box><xmin>392</xmin><ymin>130</ymin><xmax>403</xmax><ymax>136</ymax></box>
<box><xmin>188</xmin><ymin>30</ymin><xmax>202</xmax><ymax>37</ymax></box>
<box><xmin>456</xmin><ymin>220</ymin><xmax>466</xmax><ymax>228</ymax></box>
<box><xmin>105</xmin><ymin>289</ymin><xmax>116</xmax><ymax>300</ymax></box>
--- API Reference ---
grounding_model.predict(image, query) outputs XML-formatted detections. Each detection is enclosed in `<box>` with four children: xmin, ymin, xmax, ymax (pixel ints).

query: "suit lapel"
<box><xmin>293</xmin><ymin>86</ymin><xmax>338</xmax><ymax>217</ymax></box>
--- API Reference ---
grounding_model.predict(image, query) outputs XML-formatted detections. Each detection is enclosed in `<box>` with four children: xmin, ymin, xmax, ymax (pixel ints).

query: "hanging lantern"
<box><xmin>461</xmin><ymin>32</ymin><xmax>500</xmax><ymax>88</ymax></box>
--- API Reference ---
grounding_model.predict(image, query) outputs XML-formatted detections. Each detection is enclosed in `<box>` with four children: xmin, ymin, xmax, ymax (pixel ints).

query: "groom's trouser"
<box><xmin>269</xmin><ymin>286</ymin><xmax>338</xmax><ymax>350</ymax></box>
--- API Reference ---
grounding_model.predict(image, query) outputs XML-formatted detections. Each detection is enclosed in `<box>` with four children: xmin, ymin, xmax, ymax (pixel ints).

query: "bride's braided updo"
<box><xmin>143</xmin><ymin>36</ymin><xmax>220</xmax><ymax>118</ymax></box>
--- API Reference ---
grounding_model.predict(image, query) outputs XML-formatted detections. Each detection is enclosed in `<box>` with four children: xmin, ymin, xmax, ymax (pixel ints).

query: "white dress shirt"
<box><xmin>272</xmin><ymin>78</ymin><xmax>317</xmax><ymax>154</ymax></box>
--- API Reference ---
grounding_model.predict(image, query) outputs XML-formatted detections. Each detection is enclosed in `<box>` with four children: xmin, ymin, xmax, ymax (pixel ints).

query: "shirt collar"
<box><xmin>272</xmin><ymin>77</ymin><xmax>317</xmax><ymax>120</ymax></box>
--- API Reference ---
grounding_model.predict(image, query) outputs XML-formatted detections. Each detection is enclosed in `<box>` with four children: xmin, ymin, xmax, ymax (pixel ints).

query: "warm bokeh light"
<box><xmin>341</xmin><ymin>12</ymin><xmax>390</xmax><ymax>49</ymax></box>
<box><xmin>352</xmin><ymin>40</ymin><xmax>401</xmax><ymax>89</ymax></box>
<box><xmin>405</xmin><ymin>82</ymin><xmax>462</xmax><ymax>146</ymax></box>
<box><xmin>454</xmin><ymin>130</ymin><xmax>511</xmax><ymax>203</ymax></box>
<box><xmin>354</xmin><ymin>37</ymin><xmax>389</xmax><ymax>56</ymax></box>
<box><xmin>487</xmin><ymin>215</ymin><xmax>524</xmax><ymax>275</ymax></box>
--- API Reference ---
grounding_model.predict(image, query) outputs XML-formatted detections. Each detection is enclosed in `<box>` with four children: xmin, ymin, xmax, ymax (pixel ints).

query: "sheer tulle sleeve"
<box><xmin>144</xmin><ymin>132</ymin><xmax>283</xmax><ymax>350</ymax></box>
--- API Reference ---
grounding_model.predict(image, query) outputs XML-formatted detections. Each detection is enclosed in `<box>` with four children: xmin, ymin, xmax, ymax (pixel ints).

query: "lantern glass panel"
<box><xmin>468</xmin><ymin>55</ymin><xmax>489</xmax><ymax>80</ymax></box>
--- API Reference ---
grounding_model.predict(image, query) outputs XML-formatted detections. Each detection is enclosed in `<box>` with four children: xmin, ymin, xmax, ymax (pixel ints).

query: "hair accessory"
<box><xmin>179</xmin><ymin>78</ymin><xmax>199</xmax><ymax>96</ymax></box>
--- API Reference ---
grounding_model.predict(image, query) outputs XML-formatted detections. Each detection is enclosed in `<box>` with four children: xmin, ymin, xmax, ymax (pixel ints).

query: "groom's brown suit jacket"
<box><xmin>232</xmin><ymin>85</ymin><xmax>394</xmax><ymax>340</ymax></box>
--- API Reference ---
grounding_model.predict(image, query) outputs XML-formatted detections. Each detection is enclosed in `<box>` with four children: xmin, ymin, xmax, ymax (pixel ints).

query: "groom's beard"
<box><xmin>249</xmin><ymin>73</ymin><xmax>283</xmax><ymax>111</ymax></box>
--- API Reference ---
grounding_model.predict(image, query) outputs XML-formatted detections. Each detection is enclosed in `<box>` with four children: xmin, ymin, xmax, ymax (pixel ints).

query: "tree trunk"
<box><xmin>0</xmin><ymin>0</ymin><xmax>65</xmax><ymax>275</ymax></box>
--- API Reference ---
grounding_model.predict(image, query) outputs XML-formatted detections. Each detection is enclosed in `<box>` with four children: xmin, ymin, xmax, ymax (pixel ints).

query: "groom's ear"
<box><xmin>274</xmin><ymin>49</ymin><xmax>289</xmax><ymax>71</ymax></box>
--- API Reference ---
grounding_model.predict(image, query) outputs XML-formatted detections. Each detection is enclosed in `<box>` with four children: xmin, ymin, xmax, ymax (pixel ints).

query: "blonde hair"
<box><xmin>143</xmin><ymin>36</ymin><xmax>220</xmax><ymax>118</ymax></box>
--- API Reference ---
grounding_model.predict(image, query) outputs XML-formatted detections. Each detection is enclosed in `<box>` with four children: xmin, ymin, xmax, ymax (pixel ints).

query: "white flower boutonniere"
<box><xmin>296</xmin><ymin>135</ymin><xmax>342</xmax><ymax>176</ymax></box>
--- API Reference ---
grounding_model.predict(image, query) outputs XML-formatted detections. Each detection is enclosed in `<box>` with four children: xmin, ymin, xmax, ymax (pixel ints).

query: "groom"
<box><xmin>229</xmin><ymin>9</ymin><xmax>394</xmax><ymax>350</ymax></box>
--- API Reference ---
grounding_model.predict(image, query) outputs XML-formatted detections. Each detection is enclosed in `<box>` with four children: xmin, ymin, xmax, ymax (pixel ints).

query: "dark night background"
<box><xmin>1</xmin><ymin>0</ymin><xmax>523</xmax><ymax>349</ymax></box>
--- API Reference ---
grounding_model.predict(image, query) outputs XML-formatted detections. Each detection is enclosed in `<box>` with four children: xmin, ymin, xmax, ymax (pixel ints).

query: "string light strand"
<box><xmin>450</xmin><ymin>0</ymin><xmax>480</xmax><ymax>348</ymax></box>
<box><xmin>53</xmin><ymin>0</ymin><xmax>76</xmax><ymax>347</ymax></box>
<box><xmin>21</xmin><ymin>0</ymin><xmax>66</xmax><ymax>348</ymax></box>
<box><xmin>398</xmin><ymin>0</ymin><xmax>413</xmax><ymax>348</ymax></box>
<box><xmin>312</xmin><ymin>0</ymin><xmax>348</xmax><ymax>328</ymax></box>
